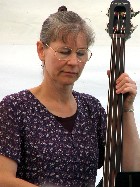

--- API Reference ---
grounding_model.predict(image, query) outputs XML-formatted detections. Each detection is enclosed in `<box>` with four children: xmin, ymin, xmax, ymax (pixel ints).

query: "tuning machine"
<box><xmin>105</xmin><ymin>0</ymin><xmax>140</xmax><ymax>40</ymax></box>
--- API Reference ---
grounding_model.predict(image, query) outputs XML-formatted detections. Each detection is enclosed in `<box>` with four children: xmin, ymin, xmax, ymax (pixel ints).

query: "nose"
<box><xmin>67</xmin><ymin>53</ymin><xmax>81</xmax><ymax>64</ymax></box>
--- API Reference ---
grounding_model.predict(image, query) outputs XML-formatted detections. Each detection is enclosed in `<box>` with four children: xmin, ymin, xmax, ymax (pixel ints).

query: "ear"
<box><xmin>37</xmin><ymin>41</ymin><xmax>45</xmax><ymax>61</ymax></box>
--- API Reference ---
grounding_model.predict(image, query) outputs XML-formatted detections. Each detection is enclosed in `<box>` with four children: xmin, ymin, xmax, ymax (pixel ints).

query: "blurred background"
<box><xmin>0</xmin><ymin>0</ymin><xmax>140</xmax><ymax>185</ymax></box>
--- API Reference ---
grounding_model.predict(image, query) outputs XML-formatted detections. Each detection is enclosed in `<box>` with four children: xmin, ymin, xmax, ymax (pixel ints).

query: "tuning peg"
<box><xmin>106</xmin><ymin>8</ymin><xmax>110</xmax><ymax>17</ymax></box>
<box><xmin>105</xmin><ymin>23</ymin><xmax>109</xmax><ymax>33</ymax></box>
<box><xmin>105</xmin><ymin>27</ymin><xmax>109</xmax><ymax>33</ymax></box>
<box><xmin>130</xmin><ymin>25</ymin><xmax>138</xmax><ymax>33</ymax></box>
<box><xmin>106</xmin><ymin>13</ymin><xmax>109</xmax><ymax>17</ymax></box>
<box><xmin>130</xmin><ymin>10</ymin><xmax>140</xmax><ymax>18</ymax></box>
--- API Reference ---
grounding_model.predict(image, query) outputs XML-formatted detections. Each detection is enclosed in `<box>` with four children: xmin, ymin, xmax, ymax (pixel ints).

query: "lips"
<box><xmin>63</xmin><ymin>71</ymin><xmax>78</xmax><ymax>75</ymax></box>
<box><xmin>65</xmin><ymin>71</ymin><xmax>77</xmax><ymax>74</ymax></box>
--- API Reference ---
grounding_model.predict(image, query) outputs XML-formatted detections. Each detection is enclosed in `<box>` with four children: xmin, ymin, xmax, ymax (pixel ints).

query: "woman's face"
<box><xmin>38</xmin><ymin>33</ymin><xmax>89</xmax><ymax>86</ymax></box>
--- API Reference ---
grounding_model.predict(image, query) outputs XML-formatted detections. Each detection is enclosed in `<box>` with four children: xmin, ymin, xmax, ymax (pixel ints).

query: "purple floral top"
<box><xmin>0</xmin><ymin>90</ymin><xmax>106</xmax><ymax>187</ymax></box>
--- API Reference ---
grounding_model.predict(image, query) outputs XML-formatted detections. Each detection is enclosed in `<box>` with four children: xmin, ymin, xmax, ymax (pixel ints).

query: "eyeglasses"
<box><xmin>43</xmin><ymin>43</ymin><xmax>92</xmax><ymax>63</ymax></box>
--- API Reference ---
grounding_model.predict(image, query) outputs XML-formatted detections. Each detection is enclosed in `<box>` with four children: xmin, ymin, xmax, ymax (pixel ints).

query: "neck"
<box><xmin>29</xmin><ymin>80</ymin><xmax>77</xmax><ymax>117</ymax></box>
<box><xmin>39</xmin><ymin>79</ymin><xmax>74</xmax><ymax>103</ymax></box>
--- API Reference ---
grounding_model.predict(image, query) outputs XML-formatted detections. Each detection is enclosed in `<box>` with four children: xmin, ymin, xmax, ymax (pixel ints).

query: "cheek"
<box><xmin>76</xmin><ymin>64</ymin><xmax>85</xmax><ymax>79</ymax></box>
<box><xmin>44</xmin><ymin>53</ymin><xmax>54</xmax><ymax>68</ymax></box>
<box><xmin>44</xmin><ymin>61</ymin><xmax>54</xmax><ymax>75</ymax></box>
<box><xmin>79</xmin><ymin>63</ymin><xmax>86</xmax><ymax>73</ymax></box>
<box><xmin>44</xmin><ymin>56</ymin><xmax>60</xmax><ymax>74</ymax></box>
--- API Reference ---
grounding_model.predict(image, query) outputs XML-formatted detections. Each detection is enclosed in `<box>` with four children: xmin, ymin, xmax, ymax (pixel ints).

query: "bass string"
<box><xmin>103</xmin><ymin>34</ymin><xmax>125</xmax><ymax>187</ymax></box>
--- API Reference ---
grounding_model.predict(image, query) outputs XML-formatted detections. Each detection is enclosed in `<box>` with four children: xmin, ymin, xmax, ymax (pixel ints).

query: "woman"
<box><xmin>0</xmin><ymin>6</ymin><xmax>139</xmax><ymax>187</ymax></box>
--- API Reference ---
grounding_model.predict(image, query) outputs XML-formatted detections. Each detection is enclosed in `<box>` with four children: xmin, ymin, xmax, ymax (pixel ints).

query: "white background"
<box><xmin>0</xmin><ymin>0</ymin><xmax>140</xmax><ymax>185</ymax></box>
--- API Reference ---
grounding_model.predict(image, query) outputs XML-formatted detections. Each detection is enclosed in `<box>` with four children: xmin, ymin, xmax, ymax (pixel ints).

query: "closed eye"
<box><xmin>57</xmin><ymin>48</ymin><xmax>72</xmax><ymax>55</ymax></box>
<box><xmin>77</xmin><ymin>50</ymin><xmax>87</xmax><ymax>57</ymax></box>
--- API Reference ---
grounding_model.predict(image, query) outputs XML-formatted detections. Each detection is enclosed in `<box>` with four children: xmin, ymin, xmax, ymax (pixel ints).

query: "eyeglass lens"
<box><xmin>56</xmin><ymin>47</ymin><xmax>91</xmax><ymax>62</ymax></box>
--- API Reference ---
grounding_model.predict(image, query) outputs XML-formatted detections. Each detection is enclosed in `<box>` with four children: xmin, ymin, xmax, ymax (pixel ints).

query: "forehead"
<box><xmin>52</xmin><ymin>32</ymin><xmax>88</xmax><ymax>48</ymax></box>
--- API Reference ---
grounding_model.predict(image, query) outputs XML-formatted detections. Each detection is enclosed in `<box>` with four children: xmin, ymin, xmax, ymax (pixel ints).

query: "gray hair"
<box><xmin>40</xmin><ymin>6</ymin><xmax>95</xmax><ymax>47</ymax></box>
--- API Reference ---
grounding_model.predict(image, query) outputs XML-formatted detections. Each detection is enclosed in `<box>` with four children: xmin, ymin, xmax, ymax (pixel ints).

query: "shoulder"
<box><xmin>73</xmin><ymin>90</ymin><xmax>104</xmax><ymax>109</ymax></box>
<box><xmin>0</xmin><ymin>90</ymin><xmax>36</xmax><ymax>125</ymax></box>
<box><xmin>0</xmin><ymin>90</ymin><xmax>32</xmax><ymax>109</ymax></box>
<box><xmin>73</xmin><ymin>90</ymin><xmax>106</xmax><ymax>120</ymax></box>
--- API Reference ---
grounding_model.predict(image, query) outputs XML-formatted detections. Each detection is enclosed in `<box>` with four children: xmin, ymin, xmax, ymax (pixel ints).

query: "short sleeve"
<box><xmin>0</xmin><ymin>96</ymin><xmax>21</xmax><ymax>163</ymax></box>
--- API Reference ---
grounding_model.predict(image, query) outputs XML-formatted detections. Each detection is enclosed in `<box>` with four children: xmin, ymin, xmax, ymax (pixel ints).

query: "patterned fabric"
<box><xmin>0</xmin><ymin>90</ymin><xmax>106</xmax><ymax>187</ymax></box>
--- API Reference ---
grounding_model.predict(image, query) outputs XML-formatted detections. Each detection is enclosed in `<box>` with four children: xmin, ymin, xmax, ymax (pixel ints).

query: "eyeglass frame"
<box><xmin>42</xmin><ymin>42</ymin><xmax>92</xmax><ymax>63</ymax></box>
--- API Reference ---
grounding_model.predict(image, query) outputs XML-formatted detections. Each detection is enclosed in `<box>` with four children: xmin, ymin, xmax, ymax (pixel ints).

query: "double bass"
<box><xmin>97</xmin><ymin>0</ymin><xmax>140</xmax><ymax>186</ymax></box>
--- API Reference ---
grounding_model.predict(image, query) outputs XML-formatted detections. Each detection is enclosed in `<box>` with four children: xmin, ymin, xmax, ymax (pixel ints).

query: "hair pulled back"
<box><xmin>40</xmin><ymin>6</ymin><xmax>95</xmax><ymax>47</ymax></box>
